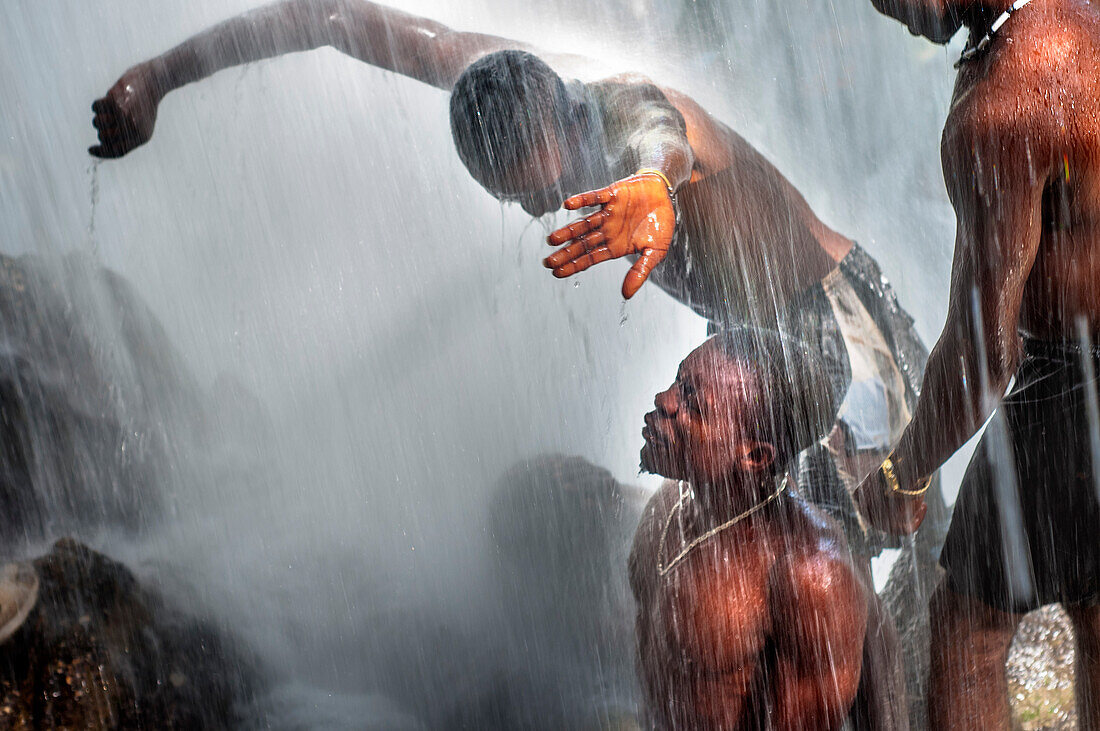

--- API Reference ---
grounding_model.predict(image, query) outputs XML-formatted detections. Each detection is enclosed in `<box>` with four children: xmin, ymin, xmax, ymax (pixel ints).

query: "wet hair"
<box><xmin>449</xmin><ymin>51</ymin><xmax>572</xmax><ymax>186</ymax></box>
<box><xmin>709</xmin><ymin>326</ymin><xmax>840</xmax><ymax>471</ymax></box>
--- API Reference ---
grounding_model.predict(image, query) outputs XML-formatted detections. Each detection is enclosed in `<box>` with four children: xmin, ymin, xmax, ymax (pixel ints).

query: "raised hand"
<box><xmin>89</xmin><ymin>64</ymin><xmax>163</xmax><ymax>159</ymax></box>
<box><xmin>544</xmin><ymin>172</ymin><xmax>676</xmax><ymax>299</ymax></box>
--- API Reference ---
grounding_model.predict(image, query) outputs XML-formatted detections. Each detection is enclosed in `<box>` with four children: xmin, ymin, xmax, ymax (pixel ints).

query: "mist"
<box><xmin>1</xmin><ymin>0</ymin><xmax>967</xmax><ymax>727</ymax></box>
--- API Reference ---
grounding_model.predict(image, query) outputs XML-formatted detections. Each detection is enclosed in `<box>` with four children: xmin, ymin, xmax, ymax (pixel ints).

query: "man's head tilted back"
<box><xmin>641</xmin><ymin>327</ymin><xmax>839</xmax><ymax>486</ymax></box>
<box><xmin>449</xmin><ymin>51</ymin><xmax>575</xmax><ymax>215</ymax></box>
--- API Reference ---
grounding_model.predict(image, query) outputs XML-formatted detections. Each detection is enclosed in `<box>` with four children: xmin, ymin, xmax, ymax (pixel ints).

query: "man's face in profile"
<box><xmin>641</xmin><ymin>342</ymin><xmax>776</xmax><ymax>486</ymax></box>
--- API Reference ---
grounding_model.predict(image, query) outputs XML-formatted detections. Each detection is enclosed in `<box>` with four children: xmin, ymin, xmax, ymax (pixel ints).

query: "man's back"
<box><xmin>945</xmin><ymin>0</ymin><xmax>1100</xmax><ymax>339</ymax></box>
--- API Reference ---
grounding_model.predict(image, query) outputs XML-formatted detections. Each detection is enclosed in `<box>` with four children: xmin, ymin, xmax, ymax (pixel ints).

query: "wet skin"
<box><xmin>543</xmin><ymin>84</ymin><xmax>849</xmax><ymax>311</ymax></box>
<box><xmin>89</xmin><ymin>0</ymin><xmax>850</xmax><ymax>314</ymax></box>
<box><xmin>858</xmin><ymin>0</ymin><xmax>1100</xmax><ymax>527</ymax></box>
<box><xmin>629</xmin><ymin>341</ymin><xmax>867</xmax><ymax>730</ymax></box>
<box><xmin>861</xmin><ymin>1</ymin><xmax>1100</xmax><ymax>728</ymax></box>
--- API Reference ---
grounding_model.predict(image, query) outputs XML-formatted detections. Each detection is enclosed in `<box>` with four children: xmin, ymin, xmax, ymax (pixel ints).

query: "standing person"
<box><xmin>860</xmin><ymin>0</ymin><xmax>1100</xmax><ymax>727</ymax></box>
<box><xmin>629</xmin><ymin>328</ymin><xmax>866</xmax><ymax>729</ymax></box>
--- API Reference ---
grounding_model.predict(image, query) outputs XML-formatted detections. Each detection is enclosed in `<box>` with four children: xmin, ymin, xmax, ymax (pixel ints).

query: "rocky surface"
<box><xmin>1008</xmin><ymin>606</ymin><xmax>1077</xmax><ymax>730</ymax></box>
<box><xmin>0</xmin><ymin>539</ymin><xmax>261</xmax><ymax>729</ymax></box>
<box><xmin>883</xmin><ymin>550</ymin><xmax>1079</xmax><ymax>730</ymax></box>
<box><xmin>0</xmin><ymin>252</ymin><xmax>204</xmax><ymax>547</ymax></box>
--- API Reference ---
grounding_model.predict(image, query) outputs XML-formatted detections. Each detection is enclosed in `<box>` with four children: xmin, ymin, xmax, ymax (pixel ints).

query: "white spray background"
<box><xmin>2</xmin><ymin>0</ymin><xmax>973</xmax><ymax>725</ymax></box>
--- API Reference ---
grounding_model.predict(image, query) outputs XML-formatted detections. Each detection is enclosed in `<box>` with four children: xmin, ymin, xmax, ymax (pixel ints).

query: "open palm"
<box><xmin>544</xmin><ymin>172</ymin><xmax>676</xmax><ymax>299</ymax></box>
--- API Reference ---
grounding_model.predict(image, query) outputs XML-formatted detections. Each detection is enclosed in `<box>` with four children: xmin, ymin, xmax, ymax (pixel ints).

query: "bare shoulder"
<box><xmin>593</xmin><ymin>73</ymin><xmax>704</xmax><ymax>119</ymax></box>
<box><xmin>596</xmin><ymin>71</ymin><xmax>660</xmax><ymax>87</ymax></box>
<box><xmin>628</xmin><ymin>481</ymin><xmax>681</xmax><ymax>598</ymax></box>
<box><xmin>769</xmin><ymin>543</ymin><xmax>865</xmax><ymax>616</ymax></box>
<box><xmin>543</xmin><ymin>55</ymin><xmax>631</xmax><ymax>82</ymax></box>
<box><xmin>589</xmin><ymin>74</ymin><xmax>737</xmax><ymax>174</ymax></box>
<box><xmin>946</xmin><ymin>2</ymin><xmax>1100</xmax><ymax>158</ymax></box>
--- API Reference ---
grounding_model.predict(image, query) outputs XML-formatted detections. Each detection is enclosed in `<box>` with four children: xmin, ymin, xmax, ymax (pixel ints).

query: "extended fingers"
<box><xmin>543</xmin><ymin>231</ymin><xmax>607</xmax><ymax>269</ymax></box>
<box><xmin>547</xmin><ymin>207</ymin><xmax>613</xmax><ymax>246</ymax></box>
<box><xmin>621</xmin><ymin>247</ymin><xmax>667</xmax><ymax>299</ymax></box>
<box><xmin>550</xmin><ymin>247</ymin><xmax>614</xmax><ymax>278</ymax></box>
<box><xmin>563</xmin><ymin>187</ymin><xmax>614</xmax><ymax>211</ymax></box>
<box><xmin>89</xmin><ymin>125</ymin><xmax>138</xmax><ymax>158</ymax></box>
<box><xmin>88</xmin><ymin>143</ymin><xmax>126</xmax><ymax>159</ymax></box>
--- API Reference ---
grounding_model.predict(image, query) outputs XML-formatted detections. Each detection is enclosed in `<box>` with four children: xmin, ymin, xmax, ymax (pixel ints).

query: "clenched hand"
<box><xmin>89</xmin><ymin>65</ymin><xmax>162</xmax><ymax>159</ymax></box>
<box><xmin>544</xmin><ymin>172</ymin><xmax>676</xmax><ymax>299</ymax></box>
<box><xmin>854</xmin><ymin>470</ymin><xmax>927</xmax><ymax>536</ymax></box>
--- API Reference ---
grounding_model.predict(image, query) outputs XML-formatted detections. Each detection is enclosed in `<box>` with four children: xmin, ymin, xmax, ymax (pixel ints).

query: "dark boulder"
<box><xmin>0</xmin><ymin>252</ymin><xmax>205</xmax><ymax>547</ymax></box>
<box><xmin>481</xmin><ymin>454</ymin><xmax>646</xmax><ymax>729</ymax></box>
<box><xmin>0</xmin><ymin>538</ymin><xmax>261</xmax><ymax>729</ymax></box>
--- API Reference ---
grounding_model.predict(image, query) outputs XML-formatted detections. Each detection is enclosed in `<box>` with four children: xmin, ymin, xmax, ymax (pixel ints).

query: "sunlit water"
<box><xmin>2</xmin><ymin>0</ymin><xmax>972</xmax><ymax>727</ymax></box>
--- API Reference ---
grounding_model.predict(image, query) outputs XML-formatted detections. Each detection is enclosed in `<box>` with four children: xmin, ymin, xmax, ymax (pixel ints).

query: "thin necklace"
<box><xmin>656</xmin><ymin>475</ymin><xmax>789</xmax><ymax>578</ymax></box>
<box><xmin>956</xmin><ymin>0</ymin><xmax>1036</xmax><ymax>68</ymax></box>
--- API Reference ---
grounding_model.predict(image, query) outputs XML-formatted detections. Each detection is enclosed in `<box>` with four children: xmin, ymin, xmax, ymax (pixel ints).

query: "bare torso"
<box><xmin>629</xmin><ymin>482</ymin><xmax>865</xmax><ymax>730</ymax></box>
<box><xmin>946</xmin><ymin>0</ymin><xmax>1100</xmax><ymax>339</ymax></box>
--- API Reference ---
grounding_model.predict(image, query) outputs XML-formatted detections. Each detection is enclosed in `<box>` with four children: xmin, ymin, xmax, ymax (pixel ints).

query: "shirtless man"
<box><xmin>90</xmin><ymin>0</ymin><xmax>943</xmax><ymax>556</ymax></box>
<box><xmin>91</xmin><ymin>5</ymin><xmax>922</xmax><ymax>723</ymax></box>
<box><xmin>630</xmin><ymin>328</ymin><xmax>866</xmax><ymax>729</ymax></box>
<box><xmin>858</xmin><ymin>0</ymin><xmax>1100</xmax><ymax>727</ymax></box>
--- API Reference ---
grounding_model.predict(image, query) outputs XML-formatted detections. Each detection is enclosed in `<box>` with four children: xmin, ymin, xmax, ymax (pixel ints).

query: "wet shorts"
<box><xmin>941</xmin><ymin>338</ymin><xmax>1100</xmax><ymax>613</ymax></box>
<box><xmin>787</xmin><ymin>250</ymin><xmax>914</xmax><ymax>559</ymax></box>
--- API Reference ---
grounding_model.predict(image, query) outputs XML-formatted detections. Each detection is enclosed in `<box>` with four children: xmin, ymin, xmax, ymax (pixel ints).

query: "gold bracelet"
<box><xmin>636</xmin><ymin>168</ymin><xmax>675</xmax><ymax>196</ymax></box>
<box><xmin>880</xmin><ymin>454</ymin><xmax>931</xmax><ymax>497</ymax></box>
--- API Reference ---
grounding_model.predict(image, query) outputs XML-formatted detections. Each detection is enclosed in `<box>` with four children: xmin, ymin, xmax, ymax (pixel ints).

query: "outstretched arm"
<box><xmin>869</xmin><ymin>0</ymin><xmax>972</xmax><ymax>43</ymax></box>
<box><xmin>91</xmin><ymin>0</ymin><xmax>541</xmax><ymax>157</ymax></box>
<box><xmin>855</xmin><ymin>107</ymin><xmax>1050</xmax><ymax>534</ymax></box>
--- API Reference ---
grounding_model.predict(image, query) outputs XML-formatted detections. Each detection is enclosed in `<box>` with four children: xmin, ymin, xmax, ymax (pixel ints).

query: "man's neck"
<box><xmin>692</xmin><ymin>473</ymin><xmax>785</xmax><ymax>528</ymax></box>
<box><xmin>964</xmin><ymin>0</ymin><xmax>1021</xmax><ymax>33</ymax></box>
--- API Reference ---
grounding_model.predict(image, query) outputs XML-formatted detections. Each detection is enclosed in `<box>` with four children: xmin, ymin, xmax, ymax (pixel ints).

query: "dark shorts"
<box><xmin>940</xmin><ymin>338</ymin><xmax>1100</xmax><ymax>613</ymax></box>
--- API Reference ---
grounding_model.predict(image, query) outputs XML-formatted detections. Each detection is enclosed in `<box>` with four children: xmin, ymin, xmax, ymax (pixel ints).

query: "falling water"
<box><xmin>0</xmin><ymin>0</ymin><xmax>1026</xmax><ymax>728</ymax></box>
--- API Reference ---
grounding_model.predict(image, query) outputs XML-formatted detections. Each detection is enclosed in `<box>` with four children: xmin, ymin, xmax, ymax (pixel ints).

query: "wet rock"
<box><xmin>1008</xmin><ymin>606</ymin><xmax>1076</xmax><ymax>730</ymax></box>
<box><xmin>0</xmin><ymin>252</ymin><xmax>204</xmax><ymax>547</ymax></box>
<box><xmin>883</xmin><ymin>550</ymin><xmax>1079</xmax><ymax>730</ymax></box>
<box><xmin>459</xmin><ymin>454</ymin><xmax>648</xmax><ymax>729</ymax></box>
<box><xmin>0</xmin><ymin>539</ymin><xmax>261</xmax><ymax>729</ymax></box>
